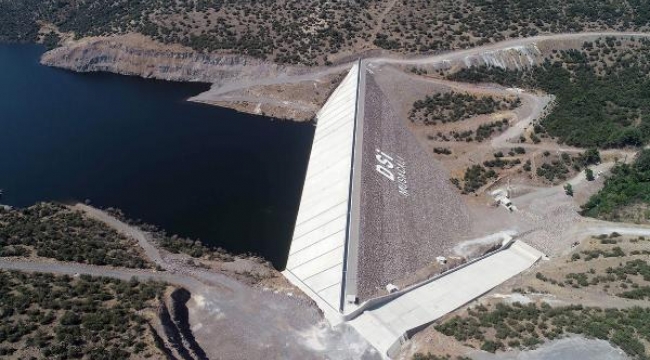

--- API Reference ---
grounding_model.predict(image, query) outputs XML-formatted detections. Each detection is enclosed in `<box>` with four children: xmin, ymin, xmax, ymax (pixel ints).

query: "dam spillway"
<box><xmin>283</xmin><ymin>60</ymin><xmax>545</xmax><ymax>358</ymax></box>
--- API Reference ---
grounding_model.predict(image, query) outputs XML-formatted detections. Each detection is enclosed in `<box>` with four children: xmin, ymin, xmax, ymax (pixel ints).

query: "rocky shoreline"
<box><xmin>40</xmin><ymin>34</ymin><xmax>307</xmax><ymax>84</ymax></box>
<box><xmin>39</xmin><ymin>33</ymin><xmax>341</xmax><ymax>121</ymax></box>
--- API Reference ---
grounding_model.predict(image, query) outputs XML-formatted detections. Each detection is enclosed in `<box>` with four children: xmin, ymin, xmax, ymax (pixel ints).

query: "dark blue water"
<box><xmin>0</xmin><ymin>44</ymin><xmax>314</xmax><ymax>268</ymax></box>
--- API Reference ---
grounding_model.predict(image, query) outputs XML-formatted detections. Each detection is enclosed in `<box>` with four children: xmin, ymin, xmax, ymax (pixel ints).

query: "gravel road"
<box><xmin>19</xmin><ymin>205</ymin><xmax>381</xmax><ymax>360</ymax></box>
<box><xmin>472</xmin><ymin>336</ymin><xmax>628</xmax><ymax>360</ymax></box>
<box><xmin>374</xmin><ymin>31</ymin><xmax>650</xmax><ymax>66</ymax></box>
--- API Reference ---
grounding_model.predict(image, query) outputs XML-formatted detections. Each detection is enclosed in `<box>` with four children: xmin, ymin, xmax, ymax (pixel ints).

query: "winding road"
<box><xmin>8</xmin><ymin>31</ymin><xmax>650</xmax><ymax>360</ymax></box>
<box><xmin>1</xmin><ymin>205</ymin><xmax>379</xmax><ymax>360</ymax></box>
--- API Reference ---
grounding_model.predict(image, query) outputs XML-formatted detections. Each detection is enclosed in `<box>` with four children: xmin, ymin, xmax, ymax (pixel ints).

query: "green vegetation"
<box><xmin>475</xmin><ymin>120</ymin><xmax>509</xmax><ymax>142</ymax></box>
<box><xmin>436</xmin><ymin>302</ymin><xmax>650</xmax><ymax>358</ymax></box>
<box><xmin>0</xmin><ymin>0</ymin><xmax>376</xmax><ymax>65</ymax></box>
<box><xmin>157</xmin><ymin>233</ymin><xmax>234</xmax><ymax>261</ymax></box>
<box><xmin>510</xmin><ymin>147</ymin><xmax>526</xmax><ymax>155</ymax></box>
<box><xmin>536</xmin><ymin>234</ymin><xmax>650</xmax><ymax>297</ymax></box>
<box><xmin>537</xmin><ymin>160</ymin><xmax>570</xmax><ymax>182</ymax></box>
<box><xmin>41</xmin><ymin>32</ymin><xmax>61</xmax><ymax>50</ymax></box>
<box><xmin>433</xmin><ymin>147</ymin><xmax>453</xmax><ymax>155</ymax></box>
<box><xmin>3</xmin><ymin>0</ymin><xmax>650</xmax><ymax>65</ymax></box>
<box><xmin>104</xmin><ymin>207</ymin><xmax>237</xmax><ymax>262</ymax></box>
<box><xmin>538</xmin><ymin>257</ymin><xmax>650</xmax><ymax>297</ymax></box>
<box><xmin>582</xmin><ymin>149</ymin><xmax>650</xmax><ymax>220</ymax></box>
<box><xmin>581</xmin><ymin>246</ymin><xmax>626</xmax><ymax>260</ymax></box>
<box><xmin>564</xmin><ymin>183</ymin><xmax>573</xmax><ymax>196</ymax></box>
<box><xmin>413</xmin><ymin>354</ymin><xmax>471</xmax><ymax>360</ymax></box>
<box><xmin>409</xmin><ymin>92</ymin><xmax>519</xmax><ymax>125</ymax></box>
<box><xmin>434</xmin><ymin>119</ymin><xmax>510</xmax><ymax>143</ymax></box>
<box><xmin>536</xmin><ymin>149</ymin><xmax>600</xmax><ymax>183</ymax></box>
<box><xmin>373</xmin><ymin>1</ymin><xmax>650</xmax><ymax>54</ymax></box>
<box><xmin>0</xmin><ymin>203</ymin><xmax>151</xmax><ymax>268</ymax></box>
<box><xmin>483</xmin><ymin>157</ymin><xmax>521</xmax><ymax>169</ymax></box>
<box><xmin>452</xmin><ymin>165</ymin><xmax>497</xmax><ymax>194</ymax></box>
<box><xmin>449</xmin><ymin>38</ymin><xmax>650</xmax><ymax>148</ymax></box>
<box><xmin>0</xmin><ymin>270</ymin><xmax>168</xmax><ymax>358</ymax></box>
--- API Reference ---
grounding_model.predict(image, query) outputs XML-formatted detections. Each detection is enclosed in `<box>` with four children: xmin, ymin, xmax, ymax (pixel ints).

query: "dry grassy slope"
<box><xmin>82</xmin><ymin>0</ymin><xmax>650</xmax><ymax>65</ymax></box>
<box><xmin>5</xmin><ymin>0</ymin><xmax>650</xmax><ymax>66</ymax></box>
<box><xmin>399</xmin><ymin>234</ymin><xmax>650</xmax><ymax>359</ymax></box>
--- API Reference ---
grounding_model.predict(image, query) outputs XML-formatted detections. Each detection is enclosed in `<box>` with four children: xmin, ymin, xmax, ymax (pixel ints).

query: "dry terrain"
<box><xmin>400</xmin><ymin>233</ymin><xmax>650</xmax><ymax>359</ymax></box>
<box><xmin>4</xmin><ymin>21</ymin><xmax>650</xmax><ymax>359</ymax></box>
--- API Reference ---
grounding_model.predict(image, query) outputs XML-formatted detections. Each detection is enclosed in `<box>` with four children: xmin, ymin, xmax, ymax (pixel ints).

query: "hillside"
<box><xmin>2</xmin><ymin>0</ymin><xmax>650</xmax><ymax>65</ymax></box>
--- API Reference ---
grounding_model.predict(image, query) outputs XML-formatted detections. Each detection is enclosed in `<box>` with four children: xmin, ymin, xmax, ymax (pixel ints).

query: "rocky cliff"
<box><xmin>40</xmin><ymin>34</ymin><xmax>310</xmax><ymax>85</ymax></box>
<box><xmin>40</xmin><ymin>33</ymin><xmax>345</xmax><ymax>121</ymax></box>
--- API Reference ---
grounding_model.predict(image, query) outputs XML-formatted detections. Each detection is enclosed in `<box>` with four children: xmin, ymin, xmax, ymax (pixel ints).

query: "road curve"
<box><xmin>0</xmin><ymin>258</ymin><xmax>205</xmax><ymax>290</ymax></box>
<box><xmin>371</xmin><ymin>31</ymin><xmax>650</xmax><ymax>65</ymax></box>
<box><xmin>75</xmin><ymin>204</ymin><xmax>166</xmax><ymax>267</ymax></box>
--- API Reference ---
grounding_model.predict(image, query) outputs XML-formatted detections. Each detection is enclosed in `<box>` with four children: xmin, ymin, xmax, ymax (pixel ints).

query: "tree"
<box><xmin>585</xmin><ymin>168</ymin><xmax>595</xmax><ymax>181</ymax></box>
<box><xmin>583</xmin><ymin>148</ymin><xmax>601</xmax><ymax>165</ymax></box>
<box><xmin>564</xmin><ymin>183</ymin><xmax>574</xmax><ymax>196</ymax></box>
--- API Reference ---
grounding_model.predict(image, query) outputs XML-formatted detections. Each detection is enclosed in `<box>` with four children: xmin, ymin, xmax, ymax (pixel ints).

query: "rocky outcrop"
<box><xmin>39</xmin><ymin>33</ymin><xmax>344</xmax><ymax>121</ymax></box>
<box><xmin>40</xmin><ymin>33</ymin><xmax>310</xmax><ymax>85</ymax></box>
<box><xmin>462</xmin><ymin>44</ymin><xmax>542</xmax><ymax>69</ymax></box>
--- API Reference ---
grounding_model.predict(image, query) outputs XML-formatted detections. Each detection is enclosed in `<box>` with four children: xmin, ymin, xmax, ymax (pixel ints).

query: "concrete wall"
<box><xmin>282</xmin><ymin>63</ymin><xmax>360</xmax><ymax>322</ymax></box>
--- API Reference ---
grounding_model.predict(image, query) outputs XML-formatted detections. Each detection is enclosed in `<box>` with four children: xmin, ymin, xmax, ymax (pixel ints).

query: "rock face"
<box><xmin>462</xmin><ymin>44</ymin><xmax>542</xmax><ymax>70</ymax></box>
<box><xmin>40</xmin><ymin>33</ymin><xmax>308</xmax><ymax>85</ymax></box>
<box><xmin>40</xmin><ymin>33</ymin><xmax>339</xmax><ymax>121</ymax></box>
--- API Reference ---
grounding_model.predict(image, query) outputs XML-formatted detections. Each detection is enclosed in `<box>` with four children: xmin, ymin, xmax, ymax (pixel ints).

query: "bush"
<box><xmin>0</xmin><ymin>203</ymin><xmax>151</xmax><ymax>268</ymax></box>
<box><xmin>582</xmin><ymin>150</ymin><xmax>650</xmax><ymax>219</ymax></box>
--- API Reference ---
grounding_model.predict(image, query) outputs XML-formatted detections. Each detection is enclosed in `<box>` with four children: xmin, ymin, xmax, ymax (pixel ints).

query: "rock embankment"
<box><xmin>40</xmin><ymin>33</ymin><xmax>308</xmax><ymax>85</ymax></box>
<box><xmin>40</xmin><ymin>33</ymin><xmax>341</xmax><ymax>121</ymax></box>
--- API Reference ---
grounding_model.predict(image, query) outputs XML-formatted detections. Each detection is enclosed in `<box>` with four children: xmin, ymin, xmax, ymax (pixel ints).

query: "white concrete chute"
<box><xmin>282</xmin><ymin>62</ymin><xmax>361</xmax><ymax>323</ymax></box>
<box><xmin>348</xmin><ymin>240</ymin><xmax>545</xmax><ymax>358</ymax></box>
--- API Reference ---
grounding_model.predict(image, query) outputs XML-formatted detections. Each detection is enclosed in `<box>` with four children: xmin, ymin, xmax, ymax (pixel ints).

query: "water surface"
<box><xmin>0</xmin><ymin>44</ymin><xmax>314</xmax><ymax>268</ymax></box>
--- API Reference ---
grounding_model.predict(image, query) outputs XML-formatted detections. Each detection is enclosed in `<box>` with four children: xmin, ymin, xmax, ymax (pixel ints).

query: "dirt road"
<box><xmin>68</xmin><ymin>205</ymin><xmax>381</xmax><ymax>360</ymax></box>
<box><xmin>191</xmin><ymin>31</ymin><xmax>650</xmax><ymax>121</ymax></box>
<box><xmin>373</xmin><ymin>31</ymin><xmax>650</xmax><ymax>66</ymax></box>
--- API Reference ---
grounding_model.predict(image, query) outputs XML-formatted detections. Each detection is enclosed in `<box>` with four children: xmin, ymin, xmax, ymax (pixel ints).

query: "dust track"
<box><xmin>3</xmin><ymin>205</ymin><xmax>380</xmax><ymax>360</ymax></box>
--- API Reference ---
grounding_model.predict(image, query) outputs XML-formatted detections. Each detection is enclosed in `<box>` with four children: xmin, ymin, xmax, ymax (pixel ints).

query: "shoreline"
<box><xmin>31</xmin><ymin>31</ymin><xmax>650</xmax><ymax>122</ymax></box>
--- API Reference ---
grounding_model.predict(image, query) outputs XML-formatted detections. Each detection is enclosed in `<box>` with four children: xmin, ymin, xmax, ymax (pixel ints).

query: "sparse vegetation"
<box><xmin>156</xmin><ymin>232</ymin><xmax>234</xmax><ymax>262</ymax></box>
<box><xmin>410</xmin><ymin>92</ymin><xmax>519</xmax><ymax>125</ymax></box>
<box><xmin>0</xmin><ymin>270</ymin><xmax>168</xmax><ymax>358</ymax></box>
<box><xmin>104</xmin><ymin>207</ymin><xmax>237</xmax><ymax>262</ymax></box>
<box><xmin>0</xmin><ymin>203</ymin><xmax>151</xmax><ymax>268</ymax></box>
<box><xmin>453</xmin><ymin>165</ymin><xmax>497</xmax><ymax>194</ymax></box>
<box><xmin>449</xmin><ymin>39</ymin><xmax>650</xmax><ymax>148</ymax></box>
<box><xmin>582</xmin><ymin>149</ymin><xmax>650</xmax><ymax>221</ymax></box>
<box><xmin>436</xmin><ymin>302</ymin><xmax>650</xmax><ymax>358</ymax></box>
<box><xmin>413</xmin><ymin>354</ymin><xmax>471</xmax><ymax>360</ymax></box>
<box><xmin>536</xmin><ymin>149</ymin><xmax>600</xmax><ymax>183</ymax></box>
<box><xmin>483</xmin><ymin>157</ymin><xmax>521</xmax><ymax>169</ymax></box>
<box><xmin>434</xmin><ymin>119</ymin><xmax>510</xmax><ymax>143</ymax></box>
<box><xmin>3</xmin><ymin>0</ymin><xmax>650</xmax><ymax>65</ymax></box>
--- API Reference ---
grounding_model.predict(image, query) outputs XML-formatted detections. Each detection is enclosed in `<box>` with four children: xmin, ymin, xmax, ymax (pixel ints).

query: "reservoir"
<box><xmin>0</xmin><ymin>44</ymin><xmax>314</xmax><ymax>268</ymax></box>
